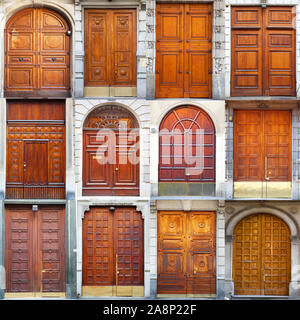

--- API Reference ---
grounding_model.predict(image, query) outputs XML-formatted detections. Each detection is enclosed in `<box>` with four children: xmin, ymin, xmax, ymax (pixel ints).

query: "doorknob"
<box><xmin>115</xmin><ymin>167</ymin><xmax>119</xmax><ymax>171</ymax></box>
<box><xmin>23</xmin><ymin>162</ymin><xmax>26</xmax><ymax>168</ymax></box>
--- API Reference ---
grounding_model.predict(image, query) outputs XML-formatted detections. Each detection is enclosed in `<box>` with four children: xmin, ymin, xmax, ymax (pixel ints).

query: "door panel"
<box><xmin>5</xmin><ymin>205</ymin><xmax>65</xmax><ymax>294</ymax></box>
<box><xmin>156</xmin><ymin>4</ymin><xmax>212</xmax><ymax>98</ymax></box>
<box><xmin>82</xmin><ymin>207</ymin><xmax>144</xmax><ymax>291</ymax></box>
<box><xmin>234</xmin><ymin>110</ymin><xmax>291</xmax><ymax>182</ymax></box>
<box><xmin>233</xmin><ymin>214</ymin><xmax>290</xmax><ymax>295</ymax></box>
<box><xmin>231</xmin><ymin>6</ymin><xmax>295</xmax><ymax>96</ymax></box>
<box><xmin>158</xmin><ymin>211</ymin><xmax>216</xmax><ymax>295</ymax></box>
<box><xmin>84</xmin><ymin>9</ymin><xmax>136</xmax><ymax>87</ymax></box>
<box><xmin>5</xmin><ymin>8</ymin><xmax>70</xmax><ymax>97</ymax></box>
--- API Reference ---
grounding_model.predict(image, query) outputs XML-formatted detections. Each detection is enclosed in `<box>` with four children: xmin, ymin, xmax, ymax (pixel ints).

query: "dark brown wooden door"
<box><xmin>231</xmin><ymin>6</ymin><xmax>295</xmax><ymax>96</ymax></box>
<box><xmin>234</xmin><ymin>110</ymin><xmax>291</xmax><ymax>181</ymax></box>
<box><xmin>84</xmin><ymin>9</ymin><xmax>136</xmax><ymax>87</ymax></box>
<box><xmin>157</xmin><ymin>211</ymin><xmax>216</xmax><ymax>295</ymax></box>
<box><xmin>82</xmin><ymin>106</ymin><xmax>139</xmax><ymax>196</ymax></box>
<box><xmin>159</xmin><ymin>106</ymin><xmax>215</xmax><ymax>182</ymax></box>
<box><xmin>82</xmin><ymin>207</ymin><xmax>144</xmax><ymax>287</ymax></box>
<box><xmin>5</xmin><ymin>205</ymin><xmax>65</xmax><ymax>294</ymax></box>
<box><xmin>5</xmin><ymin>8</ymin><xmax>70</xmax><ymax>97</ymax></box>
<box><xmin>233</xmin><ymin>214</ymin><xmax>291</xmax><ymax>295</ymax></box>
<box><xmin>6</xmin><ymin>100</ymin><xmax>65</xmax><ymax>199</ymax></box>
<box><xmin>156</xmin><ymin>4</ymin><xmax>212</xmax><ymax>98</ymax></box>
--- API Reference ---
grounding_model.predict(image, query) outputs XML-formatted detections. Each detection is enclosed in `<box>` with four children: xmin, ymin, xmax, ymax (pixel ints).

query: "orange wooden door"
<box><xmin>5</xmin><ymin>8</ymin><xmax>70</xmax><ymax>97</ymax></box>
<box><xmin>82</xmin><ymin>106</ymin><xmax>139</xmax><ymax>196</ymax></box>
<box><xmin>157</xmin><ymin>211</ymin><xmax>216</xmax><ymax>295</ymax></box>
<box><xmin>84</xmin><ymin>9</ymin><xmax>136</xmax><ymax>87</ymax></box>
<box><xmin>233</xmin><ymin>214</ymin><xmax>291</xmax><ymax>295</ymax></box>
<box><xmin>234</xmin><ymin>110</ymin><xmax>291</xmax><ymax>181</ymax></box>
<box><xmin>5</xmin><ymin>205</ymin><xmax>65</xmax><ymax>293</ymax></box>
<box><xmin>6</xmin><ymin>100</ymin><xmax>65</xmax><ymax>199</ymax></box>
<box><xmin>159</xmin><ymin>106</ymin><xmax>215</xmax><ymax>182</ymax></box>
<box><xmin>231</xmin><ymin>6</ymin><xmax>295</xmax><ymax>96</ymax></box>
<box><xmin>156</xmin><ymin>4</ymin><xmax>212</xmax><ymax>98</ymax></box>
<box><xmin>82</xmin><ymin>207</ymin><xmax>144</xmax><ymax>287</ymax></box>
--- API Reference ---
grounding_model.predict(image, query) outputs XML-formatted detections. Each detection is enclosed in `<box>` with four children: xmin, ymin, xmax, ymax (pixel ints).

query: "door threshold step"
<box><xmin>231</xmin><ymin>295</ymin><xmax>289</xmax><ymax>300</ymax></box>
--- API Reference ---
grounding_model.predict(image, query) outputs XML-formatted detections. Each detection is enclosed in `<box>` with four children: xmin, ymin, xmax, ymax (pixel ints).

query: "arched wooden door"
<box><xmin>159</xmin><ymin>105</ymin><xmax>215</xmax><ymax>182</ymax></box>
<box><xmin>83</xmin><ymin>105</ymin><xmax>139</xmax><ymax>196</ymax></box>
<box><xmin>5</xmin><ymin>7</ymin><xmax>70</xmax><ymax>97</ymax></box>
<box><xmin>233</xmin><ymin>214</ymin><xmax>291</xmax><ymax>296</ymax></box>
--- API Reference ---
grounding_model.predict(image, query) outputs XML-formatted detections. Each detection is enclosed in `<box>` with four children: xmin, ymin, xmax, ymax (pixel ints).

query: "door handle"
<box><xmin>23</xmin><ymin>162</ymin><xmax>26</xmax><ymax>168</ymax></box>
<box><xmin>115</xmin><ymin>167</ymin><xmax>119</xmax><ymax>171</ymax></box>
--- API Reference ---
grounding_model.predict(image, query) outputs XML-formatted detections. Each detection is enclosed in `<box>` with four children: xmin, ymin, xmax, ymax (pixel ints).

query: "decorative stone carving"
<box><xmin>84</xmin><ymin>105</ymin><xmax>138</xmax><ymax>129</ymax></box>
<box><xmin>225</xmin><ymin>206</ymin><xmax>235</xmax><ymax>215</ymax></box>
<box><xmin>289</xmin><ymin>207</ymin><xmax>299</xmax><ymax>214</ymax></box>
<box><xmin>146</xmin><ymin>9</ymin><xmax>154</xmax><ymax>17</ymax></box>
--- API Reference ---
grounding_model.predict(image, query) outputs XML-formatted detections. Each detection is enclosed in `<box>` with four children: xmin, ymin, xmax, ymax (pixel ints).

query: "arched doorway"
<box><xmin>5</xmin><ymin>7</ymin><xmax>71</xmax><ymax>97</ymax></box>
<box><xmin>233</xmin><ymin>213</ymin><xmax>291</xmax><ymax>295</ymax></box>
<box><xmin>159</xmin><ymin>105</ymin><xmax>215</xmax><ymax>182</ymax></box>
<box><xmin>82</xmin><ymin>105</ymin><xmax>139</xmax><ymax>196</ymax></box>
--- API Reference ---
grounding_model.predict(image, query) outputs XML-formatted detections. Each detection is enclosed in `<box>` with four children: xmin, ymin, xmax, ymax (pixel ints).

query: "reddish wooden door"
<box><xmin>5</xmin><ymin>205</ymin><xmax>65</xmax><ymax>294</ymax></box>
<box><xmin>84</xmin><ymin>9</ymin><xmax>136</xmax><ymax>87</ymax></box>
<box><xmin>157</xmin><ymin>211</ymin><xmax>216</xmax><ymax>295</ymax></box>
<box><xmin>234</xmin><ymin>110</ymin><xmax>291</xmax><ymax>181</ymax></box>
<box><xmin>233</xmin><ymin>214</ymin><xmax>291</xmax><ymax>295</ymax></box>
<box><xmin>231</xmin><ymin>6</ymin><xmax>295</xmax><ymax>96</ymax></box>
<box><xmin>156</xmin><ymin>4</ymin><xmax>212</xmax><ymax>98</ymax></box>
<box><xmin>159</xmin><ymin>106</ymin><xmax>215</xmax><ymax>182</ymax></box>
<box><xmin>6</xmin><ymin>100</ymin><xmax>65</xmax><ymax>199</ymax></box>
<box><xmin>5</xmin><ymin>8</ymin><xmax>70</xmax><ymax>97</ymax></box>
<box><xmin>83</xmin><ymin>106</ymin><xmax>139</xmax><ymax>196</ymax></box>
<box><xmin>82</xmin><ymin>207</ymin><xmax>144</xmax><ymax>288</ymax></box>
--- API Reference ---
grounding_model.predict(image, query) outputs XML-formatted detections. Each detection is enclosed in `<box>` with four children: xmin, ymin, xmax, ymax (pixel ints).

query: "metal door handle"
<box><xmin>115</xmin><ymin>167</ymin><xmax>119</xmax><ymax>171</ymax></box>
<box><xmin>23</xmin><ymin>163</ymin><xmax>26</xmax><ymax>167</ymax></box>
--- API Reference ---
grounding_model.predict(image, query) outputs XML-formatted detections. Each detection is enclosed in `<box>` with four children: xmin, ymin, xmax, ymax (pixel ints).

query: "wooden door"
<box><xmin>156</xmin><ymin>4</ymin><xmax>212</xmax><ymax>98</ymax></box>
<box><xmin>234</xmin><ymin>110</ymin><xmax>291</xmax><ymax>181</ymax></box>
<box><xmin>24</xmin><ymin>141</ymin><xmax>48</xmax><ymax>186</ymax></box>
<box><xmin>5</xmin><ymin>8</ymin><xmax>70</xmax><ymax>97</ymax></box>
<box><xmin>6</xmin><ymin>100</ymin><xmax>65</xmax><ymax>199</ymax></box>
<box><xmin>231</xmin><ymin>6</ymin><xmax>295</xmax><ymax>96</ymax></box>
<box><xmin>82</xmin><ymin>207</ymin><xmax>144</xmax><ymax>290</ymax></box>
<box><xmin>84</xmin><ymin>9</ymin><xmax>136</xmax><ymax>87</ymax></box>
<box><xmin>5</xmin><ymin>205</ymin><xmax>65</xmax><ymax>294</ymax></box>
<box><xmin>233</xmin><ymin>214</ymin><xmax>291</xmax><ymax>295</ymax></box>
<box><xmin>82</xmin><ymin>106</ymin><xmax>139</xmax><ymax>196</ymax></box>
<box><xmin>159</xmin><ymin>106</ymin><xmax>215</xmax><ymax>182</ymax></box>
<box><xmin>157</xmin><ymin>211</ymin><xmax>216</xmax><ymax>295</ymax></box>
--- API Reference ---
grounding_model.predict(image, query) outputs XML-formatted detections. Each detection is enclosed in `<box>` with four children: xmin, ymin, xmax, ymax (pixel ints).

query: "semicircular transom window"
<box><xmin>83</xmin><ymin>105</ymin><xmax>139</xmax><ymax>196</ymax></box>
<box><xmin>159</xmin><ymin>105</ymin><xmax>215</xmax><ymax>183</ymax></box>
<box><xmin>5</xmin><ymin>7</ymin><xmax>71</xmax><ymax>97</ymax></box>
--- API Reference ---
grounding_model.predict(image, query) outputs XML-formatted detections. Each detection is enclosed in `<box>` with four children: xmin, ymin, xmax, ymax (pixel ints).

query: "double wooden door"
<box><xmin>233</xmin><ymin>214</ymin><xmax>291</xmax><ymax>295</ymax></box>
<box><xmin>84</xmin><ymin>9</ymin><xmax>136</xmax><ymax>87</ymax></box>
<box><xmin>231</xmin><ymin>6</ymin><xmax>295</xmax><ymax>96</ymax></box>
<box><xmin>158</xmin><ymin>211</ymin><xmax>216</xmax><ymax>295</ymax></box>
<box><xmin>156</xmin><ymin>4</ymin><xmax>212</xmax><ymax>98</ymax></box>
<box><xmin>82</xmin><ymin>207</ymin><xmax>144</xmax><ymax>295</ymax></box>
<box><xmin>5</xmin><ymin>205</ymin><xmax>66</xmax><ymax>296</ymax></box>
<box><xmin>234</xmin><ymin>110</ymin><xmax>291</xmax><ymax>182</ymax></box>
<box><xmin>5</xmin><ymin>8</ymin><xmax>70</xmax><ymax>97</ymax></box>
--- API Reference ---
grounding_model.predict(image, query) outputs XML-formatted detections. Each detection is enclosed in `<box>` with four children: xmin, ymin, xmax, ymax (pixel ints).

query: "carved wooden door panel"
<box><xmin>231</xmin><ymin>6</ymin><xmax>295</xmax><ymax>96</ymax></box>
<box><xmin>233</xmin><ymin>214</ymin><xmax>290</xmax><ymax>295</ymax></box>
<box><xmin>84</xmin><ymin>9</ymin><xmax>136</xmax><ymax>87</ymax></box>
<box><xmin>5</xmin><ymin>8</ymin><xmax>70</xmax><ymax>97</ymax></box>
<box><xmin>5</xmin><ymin>205</ymin><xmax>65</xmax><ymax>294</ymax></box>
<box><xmin>157</xmin><ymin>211</ymin><xmax>216</xmax><ymax>295</ymax></box>
<box><xmin>156</xmin><ymin>4</ymin><xmax>212</xmax><ymax>98</ymax></box>
<box><xmin>159</xmin><ymin>106</ymin><xmax>215</xmax><ymax>183</ymax></box>
<box><xmin>82</xmin><ymin>207</ymin><xmax>144</xmax><ymax>292</ymax></box>
<box><xmin>83</xmin><ymin>106</ymin><xmax>139</xmax><ymax>196</ymax></box>
<box><xmin>234</xmin><ymin>110</ymin><xmax>291</xmax><ymax>182</ymax></box>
